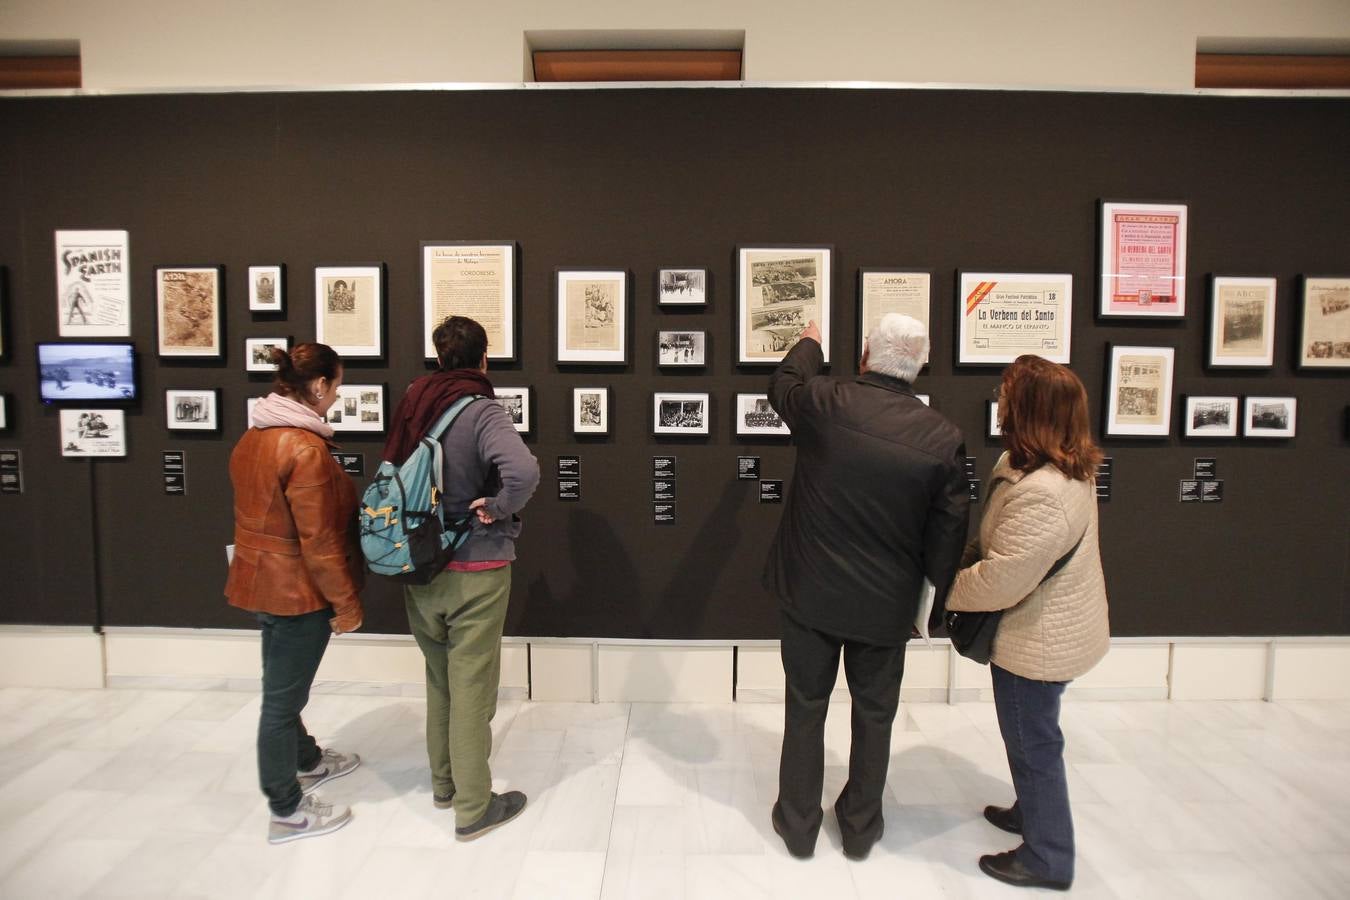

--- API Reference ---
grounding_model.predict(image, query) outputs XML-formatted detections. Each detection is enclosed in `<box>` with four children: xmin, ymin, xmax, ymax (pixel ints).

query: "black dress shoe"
<box><xmin>978</xmin><ymin>851</ymin><xmax>1071</xmax><ymax>891</ymax></box>
<box><xmin>983</xmin><ymin>804</ymin><xmax>1023</xmax><ymax>835</ymax></box>
<box><xmin>771</xmin><ymin>803</ymin><xmax>814</xmax><ymax>859</ymax></box>
<box><xmin>841</xmin><ymin>821</ymin><xmax>882</xmax><ymax>861</ymax></box>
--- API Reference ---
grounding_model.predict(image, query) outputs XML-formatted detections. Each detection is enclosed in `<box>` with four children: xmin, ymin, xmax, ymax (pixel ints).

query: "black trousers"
<box><xmin>257</xmin><ymin>608</ymin><xmax>332</xmax><ymax>816</ymax></box>
<box><xmin>774</xmin><ymin>609</ymin><xmax>907</xmax><ymax>856</ymax></box>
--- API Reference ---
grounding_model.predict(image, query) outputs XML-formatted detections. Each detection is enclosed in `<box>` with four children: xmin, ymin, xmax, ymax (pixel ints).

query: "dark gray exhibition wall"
<box><xmin>0</xmin><ymin>87</ymin><xmax>1346</xmax><ymax>638</ymax></box>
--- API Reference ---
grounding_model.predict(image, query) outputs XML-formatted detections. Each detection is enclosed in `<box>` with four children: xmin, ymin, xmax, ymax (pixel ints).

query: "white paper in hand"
<box><xmin>913</xmin><ymin>578</ymin><xmax>936</xmax><ymax>646</ymax></box>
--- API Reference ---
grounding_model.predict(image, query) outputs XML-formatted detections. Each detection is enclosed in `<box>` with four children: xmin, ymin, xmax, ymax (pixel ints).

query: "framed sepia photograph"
<box><xmin>1182</xmin><ymin>395</ymin><xmax>1239</xmax><ymax>438</ymax></box>
<box><xmin>1208</xmin><ymin>276</ymin><xmax>1276</xmax><ymax>368</ymax></box>
<box><xmin>165</xmin><ymin>388</ymin><xmax>220</xmax><ymax>432</ymax></box>
<box><xmin>957</xmin><ymin>271</ymin><xmax>1072</xmax><ymax>365</ymax></box>
<box><xmin>59</xmin><ymin>408</ymin><xmax>127</xmax><ymax>457</ymax></box>
<box><xmin>156</xmin><ymin>265</ymin><xmax>223</xmax><ymax>358</ymax></box>
<box><xmin>1298</xmin><ymin>276</ymin><xmax>1350</xmax><ymax>369</ymax></box>
<box><xmin>858</xmin><ymin>269</ymin><xmax>931</xmax><ymax>368</ymax></box>
<box><xmin>737</xmin><ymin>246</ymin><xmax>831</xmax><ymax>365</ymax></box>
<box><xmin>573</xmin><ymin>386</ymin><xmax>610</xmax><ymax>435</ymax></box>
<box><xmin>494</xmin><ymin>386</ymin><xmax>531</xmax><ymax>434</ymax></box>
<box><xmin>422</xmin><ymin>241</ymin><xmax>517</xmax><ymax>362</ymax></box>
<box><xmin>657</xmin><ymin>330</ymin><xmax>706</xmax><ymax>367</ymax></box>
<box><xmin>735</xmin><ymin>393</ymin><xmax>789</xmax><ymax>436</ymax></box>
<box><xmin>556</xmin><ymin>269</ymin><xmax>628</xmax><ymax>365</ymax></box>
<box><xmin>1243</xmin><ymin>396</ymin><xmax>1297</xmax><ymax>438</ymax></box>
<box><xmin>1104</xmin><ymin>344</ymin><xmax>1175</xmax><ymax>437</ymax></box>
<box><xmin>325</xmin><ymin>383</ymin><xmax>387</xmax><ymax>433</ymax></box>
<box><xmin>657</xmin><ymin>268</ymin><xmax>707</xmax><ymax>306</ymax></box>
<box><xmin>315</xmin><ymin>264</ymin><xmax>384</xmax><ymax>359</ymax></box>
<box><xmin>245</xmin><ymin>337</ymin><xmax>289</xmax><ymax>373</ymax></box>
<box><xmin>248</xmin><ymin>265</ymin><xmax>284</xmax><ymax>313</ymax></box>
<box><xmin>987</xmin><ymin>399</ymin><xmax>1002</xmax><ymax>437</ymax></box>
<box><xmin>654</xmin><ymin>391</ymin><xmax>710</xmax><ymax>436</ymax></box>
<box><xmin>56</xmin><ymin>229</ymin><xmax>131</xmax><ymax>337</ymax></box>
<box><xmin>1098</xmin><ymin>201</ymin><xmax>1187</xmax><ymax>318</ymax></box>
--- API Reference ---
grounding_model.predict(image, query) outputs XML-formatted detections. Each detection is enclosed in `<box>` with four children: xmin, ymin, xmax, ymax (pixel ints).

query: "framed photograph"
<box><xmin>166</xmin><ymin>388</ymin><xmax>220</xmax><ymax>432</ymax></box>
<box><xmin>1208</xmin><ymin>276</ymin><xmax>1276</xmax><ymax>368</ymax></box>
<box><xmin>1182</xmin><ymin>396</ymin><xmax>1238</xmax><ymax>438</ymax></box>
<box><xmin>156</xmin><ymin>265</ymin><xmax>223</xmax><ymax>358</ymax></box>
<box><xmin>0</xmin><ymin>394</ymin><xmax>8</xmax><ymax>430</ymax></box>
<box><xmin>958</xmin><ymin>271</ymin><xmax>1072</xmax><ymax>365</ymax></box>
<box><xmin>1298</xmin><ymin>276</ymin><xmax>1350</xmax><ymax>369</ymax></box>
<box><xmin>59</xmin><ymin>408</ymin><xmax>127</xmax><ymax>457</ymax></box>
<box><xmin>325</xmin><ymin>383</ymin><xmax>387</xmax><ymax>433</ymax></box>
<box><xmin>315</xmin><ymin>264</ymin><xmax>384</xmax><ymax>358</ymax></box>
<box><xmin>556</xmin><ymin>269</ymin><xmax>627</xmax><ymax>364</ymax></box>
<box><xmin>735</xmin><ymin>393</ymin><xmax>789</xmax><ymax>436</ymax></box>
<box><xmin>573</xmin><ymin>387</ymin><xmax>610</xmax><ymax>435</ymax></box>
<box><xmin>245</xmin><ymin>337</ymin><xmax>289</xmax><ymax>372</ymax></box>
<box><xmin>56</xmin><ymin>229</ymin><xmax>130</xmax><ymax>337</ymax></box>
<box><xmin>657</xmin><ymin>330</ymin><xmax>706</xmax><ymax>367</ymax></box>
<box><xmin>1098</xmin><ymin>201</ymin><xmax>1187</xmax><ymax>318</ymax></box>
<box><xmin>0</xmin><ymin>266</ymin><xmax>8</xmax><ymax>362</ymax></box>
<box><xmin>858</xmin><ymin>269</ymin><xmax>931</xmax><ymax>368</ymax></box>
<box><xmin>915</xmin><ymin>394</ymin><xmax>931</xmax><ymax>406</ymax></box>
<box><xmin>657</xmin><ymin>268</ymin><xmax>707</xmax><ymax>306</ymax></box>
<box><xmin>248</xmin><ymin>265</ymin><xmax>284</xmax><ymax>313</ymax></box>
<box><xmin>737</xmin><ymin>245</ymin><xmax>832</xmax><ymax>365</ymax></box>
<box><xmin>1104</xmin><ymin>345</ymin><xmax>1175</xmax><ymax>437</ymax></box>
<box><xmin>494</xmin><ymin>386</ymin><xmax>531</xmax><ymax>434</ymax></box>
<box><xmin>422</xmin><ymin>242</ymin><xmax>517</xmax><ymax>362</ymax></box>
<box><xmin>987</xmin><ymin>399</ymin><xmax>1002</xmax><ymax>437</ymax></box>
<box><xmin>654</xmin><ymin>392</ymin><xmax>709</xmax><ymax>436</ymax></box>
<box><xmin>1244</xmin><ymin>396</ymin><xmax>1297</xmax><ymax>438</ymax></box>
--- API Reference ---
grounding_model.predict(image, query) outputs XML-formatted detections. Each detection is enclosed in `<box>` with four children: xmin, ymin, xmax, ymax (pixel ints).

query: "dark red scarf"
<box><xmin>381</xmin><ymin>369</ymin><xmax>495</xmax><ymax>465</ymax></box>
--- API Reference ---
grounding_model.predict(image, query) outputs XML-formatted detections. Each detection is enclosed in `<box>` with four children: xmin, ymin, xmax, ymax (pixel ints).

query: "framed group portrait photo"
<box><xmin>957</xmin><ymin>272</ymin><xmax>1072</xmax><ymax>365</ymax></box>
<box><xmin>421</xmin><ymin>241</ymin><xmax>518</xmax><ymax>363</ymax></box>
<box><xmin>653</xmin><ymin>391</ymin><xmax>710</xmax><ymax>436</ymax></box>
<box><xmin>1098</xmin><ymin>201</ymin><xmax>1188</xmax><ymax>318</ymax></box>
<box><xmin>555</xmin><ymin>269</ymin><xmax>628</xmax><ymax>365</ymax></box>
<box><xmin>315</xmin><ymin>264</ymin><xmax>384</xmax><ymax>359</ymax></box>
<box><xmin>737</xmin><ymin>245</ymin><xmax>831</xmax><ymax>365</ymax></box>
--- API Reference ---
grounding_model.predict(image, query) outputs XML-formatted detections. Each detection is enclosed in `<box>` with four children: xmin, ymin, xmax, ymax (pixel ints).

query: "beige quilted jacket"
<box><xmin>947</xmin><ymin>452</ymin><xmax>1109</xmax><ymax>682</ymax></box>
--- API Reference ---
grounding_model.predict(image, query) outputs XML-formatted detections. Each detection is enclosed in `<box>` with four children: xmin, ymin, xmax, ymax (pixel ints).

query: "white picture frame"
<box><xmin>165</xmin><ymin>388</ymin><xmax>220</xmax><ymax>432</ymax></box>
<box><xmin>245</xmin><ymin>337</ymin><xmax>289</xmax><ymax>372</ymax></box>
<box><xmin>654</xmin><ymin>391</ymin><xmax>710</xmax><ymax>436</ymax></box>
<box><xmin>735</xmin><ymin>393</ymin><xmax>790</xmax><ymax>436</ymax></box>
<box><xmin>1243</xmin><ymin>396</ymin><xmax>1297</xmax><ymax>438</ymax></box>
<box><xmin>1104</xmin><ymin>344</ymin><xmax>1175</xmax><ymax>437</ymax></box>
<box><xmin>324</xmin><ymin>383</ymin><xmax>387</xmax><ymax>433</ymax></box>
<box><xmin>1208</xmin><ymin>276</ymin><xmax>1276</xmax><ymax>368</ymax></box>
<box><xmin>1182</xmin><ymin>396</ymin><xmax>1239</xmax><ymax>438</ymax></box>
<box><xmin>248</xmin><ymin>265</ymin><xmax>284</xmax><ymax>313</ymax></box>
<box><xmin>59</xmin><ymin>408</ymin><xmax>127</xmax><ymax>456</ymax></box>
<box><xmin>573</xmin><ymin>387</ymin><xmax>610</xmax><ymax>435</ymax></box>
<box><xmin>494</xmin><ymin>387</ymin><xmax>531</xmax><ymax>434</ymax></box>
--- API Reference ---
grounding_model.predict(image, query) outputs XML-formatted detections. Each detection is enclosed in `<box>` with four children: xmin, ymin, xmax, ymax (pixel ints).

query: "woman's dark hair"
<box><xmin>999</xmin><ymin>354</ymin><xmax>1103</xmax><ymax>481</ymax></box>
<box><xmin>272</xmin><ymin>342</ymin><xmax>342</xmax><ymax>403</ymax></box>
<box><xmin>432</xmin><ymin>316</ymin><xmax>488</xmax><ymax>371</ymax></box>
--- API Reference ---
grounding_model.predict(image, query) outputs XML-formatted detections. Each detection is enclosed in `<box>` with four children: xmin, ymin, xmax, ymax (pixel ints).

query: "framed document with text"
<box><xmin>1104</xmin><ymin>344</ymin><xmax>1175</xmax><ymax>437</ymax></box>
<box><xmin>56</xmin><ymin>229</ymin><xmax>131</xmax><ymax>337</ymax></box>
<box><xmin>957</xmin><ymin>272</ymin><xmax>1072</xmax><ymax>365</ymax></box>
<box><xmin>1298</xmin><ymin>276</ymin><xmax>1350</xmax><ymax>369</ymax></box>
<box><xmin>858</xmin><ymin>269</ymin><xmax>931</xmax><ymax>368</ymax></box>
<box><xmin>737</xmin><ymin>246</ymin><xmax>831</xmax><ymax>365</ymax></box>
<box><xmin>1207</xmin><ymin>276</ymin><xmax>1276</xmax><ymax>368</ymax></box>
<box><xmin>1098</xmin><ymin>201</ymin><xmax>1187</xmax><ymax>318</ymax></box>
<box><xmin>315</xmin><ymin>264</ymin><xmax>384</xmax><ymax>359</ymax></box>
<box><xmin>156</xmin><ymin>265</ymin><xmax>223</xmax><ymax>359</ymax></box>
<box><xmin>421</xmin><ymin>242</ymin><xmax>517</xmax><ymax>362</ymax></box>
<box><xmin>555</xmin><ymin>269</ymin><xmax>628</xmax><ymax>365</ymax></box>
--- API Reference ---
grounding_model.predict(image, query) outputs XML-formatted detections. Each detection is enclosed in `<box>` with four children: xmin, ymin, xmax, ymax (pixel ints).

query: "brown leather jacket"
<box><xmin>225</xmin><ymin>426</ymin><xmax>364</xmax><ymax>629</ymax></box>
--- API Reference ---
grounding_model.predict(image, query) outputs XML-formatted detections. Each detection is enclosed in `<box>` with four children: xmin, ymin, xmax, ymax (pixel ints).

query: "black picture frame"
<box><xmin>155</xmin><ymin>264</ymin><xmax>225</xmax><ymax>360</ymax></box>
<box><xmin>421</xmin><ymin>241</ymin><xmax>519</xmax><ymax>363</ymax></box>
<box><xmin>656</xmin><ymin>267</ymin><xmax>709</xmax><ymax>307</ymax></box>
<box><xmin>857</xmin><ymin>268</ymin><xmax>932</xmax><ymax>371</ymax></box>
<box><xmin>735</xmin><ymin>244</ymin><xmax>833</xmax><ymax>366</ymax></box>
<box><xmin>555</xmin><ymin>268</ymin><xmax>630</xmax><ymax>366</ymax></box>
<box><xmin>165</xmin><ymin>388</ymin><xmax>222</xmax><ymax>433</ymax></box>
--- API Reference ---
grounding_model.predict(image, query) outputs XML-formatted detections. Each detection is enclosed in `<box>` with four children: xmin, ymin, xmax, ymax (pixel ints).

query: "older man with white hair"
<box><xmin>764</xmin><ymin>314</ymin><xmax>969</xmax><ymax>861</ymax></box>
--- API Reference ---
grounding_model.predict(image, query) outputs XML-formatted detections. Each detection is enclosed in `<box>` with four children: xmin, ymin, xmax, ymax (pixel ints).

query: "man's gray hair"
<box><xmin>866</xmin><ymin>313</ymin><xmax>929</xmax><ymax>383</ymax></box>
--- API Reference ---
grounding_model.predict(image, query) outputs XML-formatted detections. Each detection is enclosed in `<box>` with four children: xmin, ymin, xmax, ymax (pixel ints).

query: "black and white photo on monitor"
<box><xmin>245</xmin><ymin>337</ymin><xmax>289</xmax><ymax>372</ymax></box>
<box><xmin>657</xmin><ymin>330</ymin><xmax>706</xmax><ymax>367</ymax></box>
<box><xmin>657</xmin><ymin>268</ymin><xmax>707</xmax><ymax>306</ymax></box>
<box><xmin>1243</xmin><ymin>396</ymin><xmax>1296</xmax><ymax>438</ymax></box>
<box><xmin>735</xmin><ymin>393</ymin><xmax>789</xmax><ymax>436</ymax></box>
<box><xmin>573</xmin><ymin>387</ymin><xmax>609</xmax><ymax>435</ymax></box>
<box><xmin>165</xmin><ymin>388</ymin><xmax>219</xmax><ymax>432</ymax></box>
<box><xmin>654</xmin><ymin>392</ymin><xmax>709</xmax><ymax>436</ymax></box>
<box><xmin>1182</xmin><ymin>395</ymin><xmax>1238</xmax><ymax>438</ymax></box>
<box><xmin>493</xmin><ymin>387</ymin><xmax>530</xmax><ymax>433</ymax></box>
<box><xmin>248</xmin><ymin>265</ymin><xmax>284</xmax><ymax>312</ymax></box>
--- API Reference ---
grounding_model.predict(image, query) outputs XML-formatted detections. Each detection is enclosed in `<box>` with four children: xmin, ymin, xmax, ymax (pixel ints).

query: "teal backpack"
<box><xmin>359</xmin><ymin>395</ymin><xmax>484</xmax><ymax>583</ymax></box>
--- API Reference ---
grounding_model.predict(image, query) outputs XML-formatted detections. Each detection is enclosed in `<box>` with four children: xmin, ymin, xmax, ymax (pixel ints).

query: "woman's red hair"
<box><xmin>999</xmin><ymin>355</ymin><xmax>1103</xmax><ymax>481</ymax></box>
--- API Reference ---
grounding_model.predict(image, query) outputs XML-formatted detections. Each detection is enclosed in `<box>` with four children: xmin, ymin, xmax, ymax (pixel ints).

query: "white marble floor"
<box><xmin>0</xmin><ymin>686</ymin><xmax>1347</xmax><ymax>899</ymax></box>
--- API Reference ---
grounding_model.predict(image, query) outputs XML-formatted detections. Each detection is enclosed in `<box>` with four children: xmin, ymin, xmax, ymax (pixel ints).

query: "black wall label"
<box><xmin>558</xmin><ymin>456</ymin><xmax>580</xmax><ymax>479</ymax></box>
<box><xmin>331</xmin><ymin>452</ymin><xmax>364</xmax><ymax>476</ymax></box>
<box><xmin>1</xmin><ymin>449</ymin><xmax>22</xmax><ymax>495</ymax></box>
<box><xmin>737</xmin><ymin>456</ymin><xmax>761</xmax><ymax>480</ymax></box>
<box><xmin>558</xmin><ymin>479</ymin><xmax>580</xmax><ymax>501</ymax></box>
<box><xmin>654</xmin><ymin>502</ymin><xmax>676</xmax><ymax>524</ymax></box>
<box><xmin>653</xmin><ymin>456</ymin><xmax>676</xmax><ymax>479</ymax></box>
<box><xmin>760</xmin><ymin>479</ymin><xmax>783</xmax><ymax>503</ymax></box>
<box><xmin>163</xmin><ymin>451</ymin><xmax>186</xmax><ymax>496</ymax></box>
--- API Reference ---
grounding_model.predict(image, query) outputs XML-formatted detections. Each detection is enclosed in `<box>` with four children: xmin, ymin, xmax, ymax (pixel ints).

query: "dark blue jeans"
<box><xmin>257</xmin><ymin>608</ymin><xmax>332</xmax><ymax>816</ymax></box>
<box><xmin>992</xmin><ymin>663</ymin><xmax>1074</xmax><ymax>883</ymax></box>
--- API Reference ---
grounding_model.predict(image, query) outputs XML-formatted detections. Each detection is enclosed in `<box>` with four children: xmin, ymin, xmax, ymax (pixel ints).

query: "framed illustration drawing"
<box><xmin>556</xmin><ymin>269</ymin><xmax>628</xmax><ymax>364</ymax></box>
<box><xmin>156</xmin><ymin>265</ymin><xmax>223</xmax><ymax>358</ymax></box>
<box><xmin>735</xmin><ymin>393</ymin><xmax>789</xmax><ymax>436</ymax></box>
<box><xmin>737</xmin><ymin>246</ymin><xmax>831</xmax><ymax>365</ymax></box>
<box><xmin>60</xmin><ymin>408</ymin><xmax>127</xmax><ymax>456</ymax></box>
<box><xmin>1208</xmin><ymin>276</ymin><xmax>1276</xmax><ymax>368</ymax></box>
<box><xmin>248</xmin><ymin>265</ymin><xmax>284</xmax><ymax>313</ymax></box>
<box><xmin>325</xmin><ymin>383</ymin><xmax>387</xmax><ymax>433</ymax></box>
<box><xmin>658</xmin><ymin>330</ymin><xmax>706</xmax><ymax>367</ymax></box>
<box><xmin>422</xmin><ymin>242</ymin><xmax>517</xmax><ymax>362</ymax></box>
<box><xmin>957</xmin><ymin>272</ymin><xmax>1072</xmax><ymax>365</ymax></box>
<box><xmin>653</xmin><ymin>392</ymin><xmax>709</xmax><ymax>436</ymax></box>
<box><xmin>1298</xmin><ymin>276</ymin><xmax>1350</xmax><ymax>369</ymax></box>
<box><xmin>166</xmin><ymin>388</ymin><xmax>220</xmax><ymax>432</ymax></box>
<box><xmin>245</xmin><ymin>337</ymin><xmax>289</xmax><ymax>372</ymax></box>
<box><xmin>658</xmin><ymin>268</ymin><xmax>707</xmax><ymax>306</ymax></box>
<box><xmin>858</xmin><ymin>270</ymin><xmax>931</xmax><ymax>367</ymax></box>
<box><xmin>1104</xmin><ymin>345</ymin><xmax>1175</xmax><ymax>437</ymax></box>
<box><xmin>1182</xmin><ymin>396</ymin><xmax>1238</xmax><ymax>438</ymax></box>
<box><xmin>1244</xmin><ymin>396</ymin><xmax>1296</xmax><ymax>438</ymax></box>
<box><xmin>1098</xmin><ymin>201</ymin><xmax>1187</xmax><ymax>318</ymax></box>
<box><xmin>573</xmin><ymin>387</ymin><xmax>610</xmax><ymax>435</ymax></box>
<box><xmin>315</xmin><ymin>265</ymin><xmax>383</xmax><ymax>358</ymax></box>
<box><xmin>56</xmin><ymin>229</ymin><xmax>131</xmax><ymax>337</ymax></box>
<box><xmin>494</xmin><ymin>386</ymin><xmax>531</xmax><ymax>434</ymax></box>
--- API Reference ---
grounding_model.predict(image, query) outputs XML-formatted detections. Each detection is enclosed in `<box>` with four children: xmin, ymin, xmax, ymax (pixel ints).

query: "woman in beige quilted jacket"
<box><xmin>947</xmin><ymin>355</ymin><xmax>1110</xmax><ymax>892</ymax></box>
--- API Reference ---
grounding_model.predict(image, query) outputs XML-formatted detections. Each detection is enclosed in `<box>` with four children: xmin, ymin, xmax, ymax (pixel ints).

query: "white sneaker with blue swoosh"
<box><xmin>268</xmin><ymin>794</ymin><xmax>352</xmax><ymax>844</ymax></box>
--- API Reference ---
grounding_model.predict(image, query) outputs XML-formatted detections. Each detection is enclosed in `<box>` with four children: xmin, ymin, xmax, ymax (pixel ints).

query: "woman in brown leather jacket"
<box><xmin>225</xmin><ymin>343</ymin><xmax>365</xmax><ymax>844</ymax></box>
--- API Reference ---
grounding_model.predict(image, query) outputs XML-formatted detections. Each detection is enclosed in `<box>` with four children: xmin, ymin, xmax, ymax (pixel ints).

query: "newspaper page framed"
<box><xmin>314</xmin><ymin>264</ymin><xmax>384</xmax><ymax>359</ymax></box>
<box><xmin>248</xmin><ymin>265</ymin><xmax>284</xmax><ymax>313</ymax></box>
<box><xmin>55</xmin><ymin>229</ymin><xmax>131</xmax><ymax>337</ymax></box>
<box><xmin>858</xmin><ymin>269</ymin><xmax>931</xmax><ymax>369</ymax></box>
<box><xmin>1207</xmin><ymin>276</ymin><xmax>1276</xmax><ymax>368</ymax></box>
<box><xmin>653</xmin><ymin>392</ymin><xmax>710</xmax><ymax>436</ymax></box>
<box><xmin>737</xmin><ymin>246</ymin><xmax>831</xmax><ymax>365</ymax></box>
<box><xmin>573</xmin><ymin>386</ymin><xmax>610</xmax><ymax>435</ymax></box>
<box><xmin>1298</xmin><ymin>276</ymin><xmax>1350</xmax><ymax>369</ymax></box>
<box><xmin>493</xmin><ymin>386</ymin><xmax>531</xmax><ymax>434</ymax></box>
<box><xmin>1098</xmin><ymin>201</ymin><xmax>1187</xmax><ymax>318</ymax></box>
<box><xmin>1104</xmin><ymin>344</ymin><xmax>1175</xmax><ymax>437</ymax></box>
<box><xmin>60</xmin><ymin>408</ymin><xmax>127</xmax><ymax>457</ymax></box>
<box><xmin>421</xmin><ymin>241</ymin><xmax>517</xmax><ymax>362</ymax></box>
<box><xmin>1243</xmin><ymin>396</ymin><xmax>1297</xmax><ymax>438</ymax></box>
<box><xmin>166</xmin><ymin>388</ymin><xmax>220</xmax><ymax>432</ymax></box>
<box><xmin>155</xmin><ymin>265</ymin><xmax>223</xmax><ymax>359</ymax></box>
<box><xmin>555</xmin><ymin>269</ymin><xmax>628</xmax><ymax>365</ymax></box>
<box><xmin>957</xmin><ymin>272</ymin><xmax>1072</xmax><ymax>366</ymax></box>
<box><xmin>1182</xmin><ymin>395</ymin><xmax>1239</xmax><ymax>438</ymax></box>
<box><xmin>324</xmin><ymin>383</ymin><xmax>387</xmax><ymax>433</ymax></box>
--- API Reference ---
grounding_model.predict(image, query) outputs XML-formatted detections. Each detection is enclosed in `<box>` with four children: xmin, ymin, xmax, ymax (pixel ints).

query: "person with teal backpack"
<box><xmin>380</xmin><ymin>316</ymin><xmax>539</xmax><ymax>841</ymax></box>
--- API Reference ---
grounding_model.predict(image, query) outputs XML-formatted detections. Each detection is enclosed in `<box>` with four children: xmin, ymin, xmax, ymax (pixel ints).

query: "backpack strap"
<box><xmin>424</xmin><ymin>394</ymin><xmax>486</xmax><ymax>442</ymax></box>
<box><xmin>420</xmin><ymin>394</ymin><xmax>488</xmax><ymax>519</ymax></box>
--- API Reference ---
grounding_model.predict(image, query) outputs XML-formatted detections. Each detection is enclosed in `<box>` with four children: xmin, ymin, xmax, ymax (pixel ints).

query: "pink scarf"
<box><xmin>251</xmin><ymin>392</ymin><xmax>335</xmax><ymax>439</ymax></box>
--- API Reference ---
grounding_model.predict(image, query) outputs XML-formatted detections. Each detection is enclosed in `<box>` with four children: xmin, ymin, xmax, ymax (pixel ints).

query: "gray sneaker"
<box><xmin>298</xmin><ymin>749</ymin><xmax>361</xmax><ymax>795</ymax></box>
<box><xmin>455</xmin><ymin>791</ymin><xmax>527</xmax><ymax>841</ymax></box>
<box><xmin>268</xmin><ymin>793</ymin><xmax>353</xmax><ymax>844</ymax></box>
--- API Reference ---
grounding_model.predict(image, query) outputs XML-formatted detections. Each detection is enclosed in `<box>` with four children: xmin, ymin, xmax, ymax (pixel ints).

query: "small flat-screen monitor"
<box><xmin>37</xmin><ymin>342</ymin><xmax>139</xmax><ymax>403</ymax></box>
